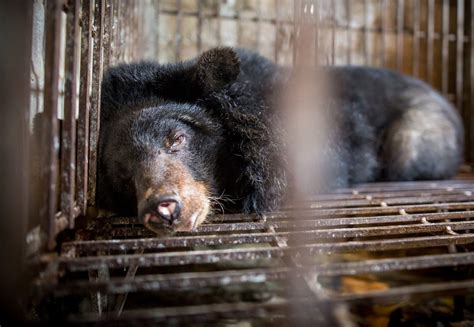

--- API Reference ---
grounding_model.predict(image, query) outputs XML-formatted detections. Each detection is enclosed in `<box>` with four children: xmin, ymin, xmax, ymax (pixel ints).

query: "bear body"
<box><xmin>98</xmin><ymin>48</ymin><xmax>463</xmax><ymax>235</ymax></box>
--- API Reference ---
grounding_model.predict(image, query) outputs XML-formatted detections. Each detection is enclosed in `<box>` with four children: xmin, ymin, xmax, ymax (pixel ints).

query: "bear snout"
<box><xmin>135</xmin><ymin>159</ymin><xmax>211</xmax><ymax>235</ymax></box>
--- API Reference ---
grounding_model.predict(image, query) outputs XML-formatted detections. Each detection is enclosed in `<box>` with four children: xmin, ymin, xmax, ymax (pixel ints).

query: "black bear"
<box><xmin>98</xmin><ymin>47</ymin><xmax>463</xmax><ymax>235</ymax></box>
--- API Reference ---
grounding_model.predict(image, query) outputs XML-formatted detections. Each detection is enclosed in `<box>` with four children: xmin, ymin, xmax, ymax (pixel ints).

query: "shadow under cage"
<box><xmin>2</xmin><ymin>0</ymin><xmax>473</xmax><ymax>325</ymax></box>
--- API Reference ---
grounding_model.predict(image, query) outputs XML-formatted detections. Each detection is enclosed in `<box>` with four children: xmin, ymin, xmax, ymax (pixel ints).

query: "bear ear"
<box><xmin>195</xmin><ymin>47</ymin><xmax>240</xmax><ymax>93</ymax></box>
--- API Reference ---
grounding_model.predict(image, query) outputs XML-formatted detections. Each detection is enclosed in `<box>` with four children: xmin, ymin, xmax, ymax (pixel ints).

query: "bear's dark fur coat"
<box><xmin>98</xmin><ymin>48</ymin><xmax>463</xmax><ymax>234</ymax></box>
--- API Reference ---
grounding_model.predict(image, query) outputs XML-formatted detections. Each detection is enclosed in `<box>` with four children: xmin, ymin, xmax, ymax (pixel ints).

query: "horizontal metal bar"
<box><xmin>58</xmin><ymin>234</ymin><xmax>474</xmax><ymax>271</ymax></box>
<box><xmin>62</xmin><ymin>220</ymin><xmax>474</xmax><ymax>254</ymax></box>
<box><xmin>46</xmin><ymin>252</ymin><xmax>474</xmax><ymax>294</ymax></box>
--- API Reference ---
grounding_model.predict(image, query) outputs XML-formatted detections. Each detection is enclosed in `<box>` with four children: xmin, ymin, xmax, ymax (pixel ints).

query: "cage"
<box><xmin>1</xmin><ymin>0</ymin><xmax>474</xmax><ymax>325</ymax></box>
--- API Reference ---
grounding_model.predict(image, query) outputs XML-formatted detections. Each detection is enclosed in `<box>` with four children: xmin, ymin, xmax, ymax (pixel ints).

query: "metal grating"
<box><xmin>30</xmin><ymin>176</ymin><xmax>474</xmax><ymax>325</ymax></box>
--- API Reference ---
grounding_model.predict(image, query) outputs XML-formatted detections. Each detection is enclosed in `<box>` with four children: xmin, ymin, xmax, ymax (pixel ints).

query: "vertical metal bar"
<box><xmin>441</xmin><ymin>0</ymin><xmax>450</xmax><ymax>95</ymax></box>
<box><xmin>155</xmin><ymin>0</ymin><xmax>161</xmax><ymax>60</ymax></box>
<box><xmin>175</xmin><ymin>0</ymin><xmax>182</xmax><ymax>60</ymax></box>
<box><xmin>426</xmin><ymin>0</ymin><xmax>435</xmax><ymax>84</ymax></box>
<box><xmin>103</xmin><ymin>0</ymin><xmax>113</xmax><ymax>70</ymax></box>
<box><xmin>346</xmin><ymin>0</ymin><xmax>351</xmax><ymax>64</ymax></box>
<box><xmin>292</xmin><ymin>0</ymin><xmax>299</xmax><ymax>66</ymax></box>
<box><xmin>77</xmin><ymin>0</ymin><xmax>94</xmax><ymax>215</ymax></box>
<box><xmin>62</xmin><ymin>0</ymin><xmax>80</xmax><ymax>228</ymax></box>
<box><xmin>87</xmin><ymin>0</ymin><xmax>105</xmax><ymax>207</ymax></box>
<box><xmin>456</xmin><ymin>0</ymin><xmax>465</xmax><ymax>112</ymax></box>
<box><xmin>380</xmin><ymin>0</ymin><xmax>387</xmax><ymax>66</ymax></box>
<box><xmin>363</xmin><ymin>0</ymin><xmax>369</xmax><ymax>65</ymax></box>
<box><xmin>0</xmin><ymin>0</ymin><xmax>32</xmax><ymax>318</ymax></box>
<box><xmin>256</xmin><ymin>0</ymin><xmax>261</xmax><ymax>51</ymax></box>
<box><xmin>274</xmin><ymin>0</ymin><xmax>280</xmax><ymax>63</ymax></box>
<box><xmin>412</xmin><ymin>0</ymin><xmax>420</xmax><ymax>77</ymax></box>
<box><xmin>197</xmin><ymin>0</ymin><xmax>203</xmax><ymax>53</ymax></box>
<box><xmin>44</xmin><ymin>0</ymin><xmax>64</xmax><ymax>248</ymax></box>
<box><xmin>330</xmin><ymin>0</ymin><xmax>336</xmax><ymax>65</ymax></box>
<box><xmin>396</xmin><ymin>0</ymin><xmax>404</xmax><ymax>70</ymax></box>
<box><xmin>471</xmin><ymin>0</ymin><xmax>474</xmax><ymax>162</ymax></box>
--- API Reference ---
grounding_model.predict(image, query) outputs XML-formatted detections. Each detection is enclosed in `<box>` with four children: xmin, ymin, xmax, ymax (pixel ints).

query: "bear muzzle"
<box><xmin>135</xmin><ymin>160</ymin><xmax>210</xmax><ymax>235</ymax></box>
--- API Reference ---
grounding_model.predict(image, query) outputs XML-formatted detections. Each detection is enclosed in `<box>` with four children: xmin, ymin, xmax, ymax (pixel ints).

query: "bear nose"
<box><xmin>156</xmin><ymin>195</ymin><xmax>181</xmax><ymax>222</ymax></box>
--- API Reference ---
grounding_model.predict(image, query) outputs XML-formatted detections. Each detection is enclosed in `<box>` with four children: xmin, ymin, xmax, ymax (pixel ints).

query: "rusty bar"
<box><xmin>412</xmin><ymin>0</ymin><xmax>420</xmax><ymax>76</ymax></box>
<box><xmin>100</xmin><ymin>208</ymin><xmax>474</xmax><ymax>229</ymax></box>
<box><xmin>175</xmin><ymin>0</ymin><xmax>182</xmax><ymax>61</ymax></box>
<box><xmin>426</xmin><ymin>0</ymin><xmax>434</xmax><ymax>83</ymax></box>
<box><xmin>48</xmin><ymin>268</ymin><xmax>291</xmax><ymax>295</ymax></box>
<box><xmin>0</xmin><ymin>0</ymin><xmax>32</xmax><ymax>319</ymax></box>
<box><xmin>471</xmin><ymin>0</ymin><xmax>474</xmax><ymax>161</ymax></box>
<box><xmin>58</xmin><ymin>234</ymin><xmax>474</xmax><ymax>271</ymax></box>
<box><xmin>456</xmin><ymin>0</ymin><xmax>464</xmax><ymax>112</ymax></box>
<box><xmin>441</xmin><ymin>0</ymin><xmax>450</xmax><ymax>94</ymax></box>
<box><xmin>274</xmin><ymin>0</ymin><xmax>280</xmax><ymax>63</ymax></box>
<box><xmin>62</xmin><ymin>220</ymin><xmax>474</xmax><ymax>253</ymax></box>
<box><xmin>155</xmin><ymin>0</ymin><xmax>161</xmax><ymax>60</ymax></box>
<box><xmin>345</xmin><ymin>0</ymin><xmax>351</xmax><ymax>64</ymax></box>
<box><xmin>330</xmin><ymin>0</ymin><xmax>336</xmax><ymax>64</ymax></box>
<box><xmin>363</xmin><ymin>0</ymin><xmax>369</xmax><ymax>65</ymax></box>
<box><xmin>76</xmin><ymin>0</ymin><xmax>93</xmax><ymax>215</ymax></box>
<box><xmin>44</xmin><ymin>0</ymin><xmax>64</xmax><ymax>248</ymax></box>
<box><xmin>196</xmin><ymin>0</ymin><xmax>202</xmax><ymax>53</ymax></box>
<box><xmin>255</xmin><ymin>0</ymin><xmax>261</xmax><ymax>51</ymax></box>
<box><xmin>216</xmin><ymin>1</ymin><xmax>221</xmax><ymax>45</ymax></box>
<box><xmin>380</xmin><ymin>0</ymin><xmax>387</xmax><ymax>66</ymax></box>
<box><xmin>102</xmin><ymin>0</ymin><xmax>112</xmax><ymax>70</ymax></box>
<box><xmin>61</xmin><ymin>0</ymin><xmax>80</xmax><ymax>228</ymax></box>
<box><xmin>396</xmin><ymin>0</ymin><xmax>404</xmax><ymax>70</ymax></box>
<box><xmin>87</xmin><ymin>0</ymin><xmax>105</xmax><ymax>206</ymax></box>
<box><xmin>66</xmin><ymin>301</ymin><xmax>292</xmax><ymax>324</ymax></box>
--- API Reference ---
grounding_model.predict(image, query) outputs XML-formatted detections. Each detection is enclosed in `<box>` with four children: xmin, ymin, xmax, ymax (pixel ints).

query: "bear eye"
<box><xmin>169</xmin><ymin>134</ymin><xmax>186</xmax><ymax>152</ymax></box>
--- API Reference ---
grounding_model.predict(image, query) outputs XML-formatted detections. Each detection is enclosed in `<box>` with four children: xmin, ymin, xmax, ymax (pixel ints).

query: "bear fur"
<box><xmin>98</xmin><ymin>47</ymin><xmax>464</xmax><ymax>234</ymax></box>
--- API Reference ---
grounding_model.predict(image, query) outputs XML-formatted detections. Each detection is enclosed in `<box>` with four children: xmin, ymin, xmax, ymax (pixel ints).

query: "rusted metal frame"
<box><xmin>327</xmin><ymin>279</ymin><xmax>474</xmax><ymax>304</ymax></box>
<box><xmin>412</xmin><ymin>0</ymin><xmax>420</xmax><ymax>76</ymax></box>
<box><xmin>396</xmin><ymin>0</ymin><xmax>404</xmax><ymax>70</ymax></box>
<box><xmin>58</xmin><ymin>234</ymin><xmax>474</xmax><ymax>272</ymax></box>
<box><xmin>61</xmin><ymin>0</ymin><xmax>80</xmax><ymax>229</ymax></box>
<box><xmin>427</xmin><ymin>0</ymin><xmax>435</xmax><ymax>83</ymax></box>
<box><xmin>44</xmin><ymin>0</ymin><xmax>64</xmax><ymax>249</ymax></box>
<box><xmin>379</xmin><ymin>0</ymin><xmax>387</xmax><ymax>66</ymax></box>
<box><xmin>76</xmin><ymin>0</ymin><xmax>94</xmax><ymax>215</ymax></box>
<box><xmin>345</xmin><ymin>0</ymin><xmax>351</xmax><ymax>64</ymax></box>
<box><xmin>471</xmin><ymin>0</ymin><xmax>474</xmax><ymax>162</ymax></box>
<box><xmin>363</xmin><ymin>0</ymin><xmax>369</xmax><ymax>65</ymax></box>
<box><xmin>456</xmin><ymin>0</ymin><xmax>465</xmax><ymax>112</ymax></box>
<box><xmin>87</xmin><ymin>0</ymin><xmax>105</xmax><ymax>206</ymax></box>
<box><xmin>196</xmin><ymin>0</ymin><xmax>202</xmax><ymax>53</ymax></box>
<box><xmin>175</xmin><ymin>0</ymin><xmax>182</xmax><ymax>60</ymax></box>
<box><xmin>61</xmin><ymin>220</ymin><xmax>474</xmax><ymax>254</ymax></box>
